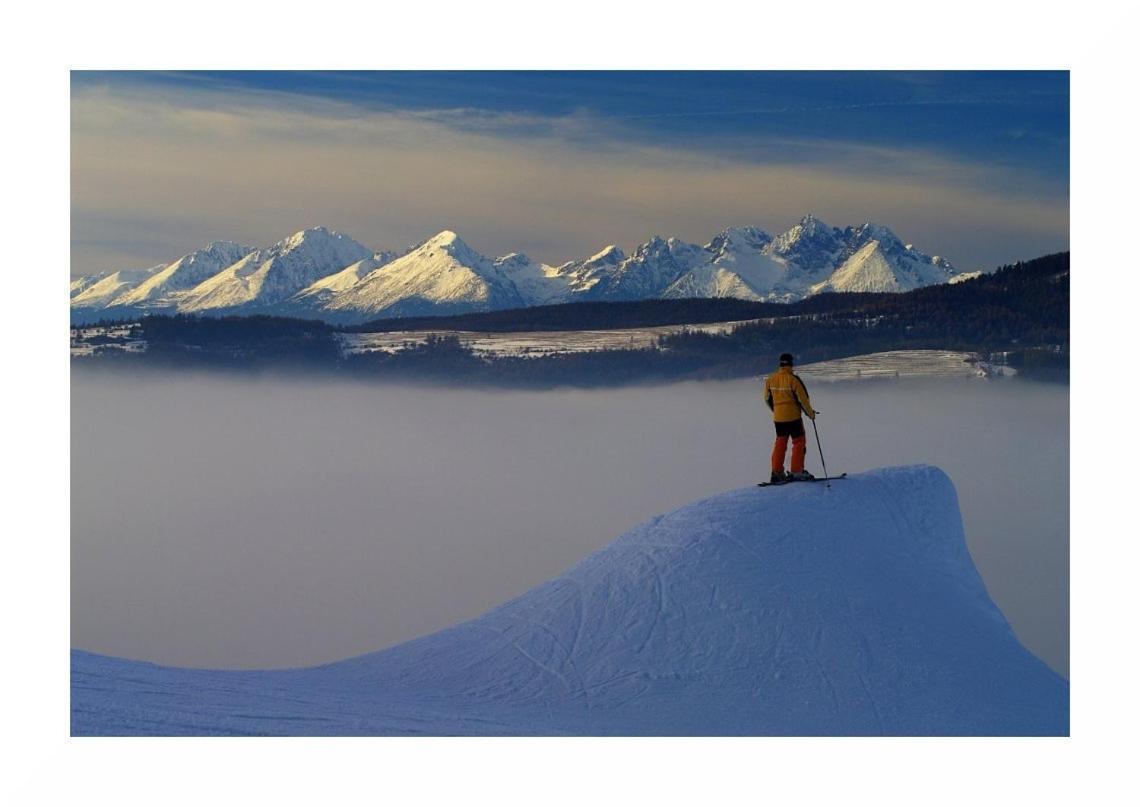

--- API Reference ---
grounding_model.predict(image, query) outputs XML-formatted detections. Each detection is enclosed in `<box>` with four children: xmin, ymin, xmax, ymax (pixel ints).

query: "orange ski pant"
<box><xmin>771</xmin><ymin>419</ymin><xmax>807</xmax><ymax>474</ymax></box>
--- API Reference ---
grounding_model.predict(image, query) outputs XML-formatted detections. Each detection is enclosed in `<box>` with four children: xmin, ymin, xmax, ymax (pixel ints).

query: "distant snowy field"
<box><xmin>339</xmin><ymin>332</ymin><xmax>1015</xmax><ymax>380</ymax></box>
<box><xmin>798</xmin><ymin>350</ymin><xmax>1015</xmax><ymax>381</ymax></box>
<box><xmin>69</xmin><ymin>325</ymin><xmax>146</xmax><ymax>357</ymax></box>
<box><xmin>337</xmin><ymin>319</ymin><xmax>752</xmax><ymax>358</ymax></box>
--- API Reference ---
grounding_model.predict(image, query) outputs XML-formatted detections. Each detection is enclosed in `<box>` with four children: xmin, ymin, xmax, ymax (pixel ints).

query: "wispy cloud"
<box><xmin>71</xmin><ymin>79</ymin><xmax>1068</xmax><ymax>275</ymax></box>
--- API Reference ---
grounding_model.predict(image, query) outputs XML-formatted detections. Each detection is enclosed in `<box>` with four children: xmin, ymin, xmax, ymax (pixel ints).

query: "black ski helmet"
<box><xmin>779</xmin><ymin>353</ymin><xmax>794</xmax><ymax>366</ymax></box>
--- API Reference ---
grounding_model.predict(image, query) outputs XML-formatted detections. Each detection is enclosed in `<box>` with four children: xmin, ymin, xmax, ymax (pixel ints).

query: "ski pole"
<box><xmin>810</xmin><ymin>415</ymin><xmax>831</xmax><ymax>488</ymax></box>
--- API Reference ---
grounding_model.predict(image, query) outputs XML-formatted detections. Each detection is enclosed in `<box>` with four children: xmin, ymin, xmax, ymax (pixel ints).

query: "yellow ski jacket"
<box><xmin>763</xmin><ymin>366</ymin><xmax>816</xmax><ymax>422</ymax></box>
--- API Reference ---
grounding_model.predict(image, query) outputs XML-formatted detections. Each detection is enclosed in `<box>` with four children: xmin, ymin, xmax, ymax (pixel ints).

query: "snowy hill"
<box><xmin>178</xmin><ymin>227</ymin><xmax>372</xmax><ymax>313</ymax></box>
<box><xmin>72</xmin><ymin>466</ymin><xmax>1066</xmax><ymax>736</ymax></box>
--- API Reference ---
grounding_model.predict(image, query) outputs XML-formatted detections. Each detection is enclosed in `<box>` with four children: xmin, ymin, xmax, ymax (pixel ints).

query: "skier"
<box><xmin>763</xmin><ymin>353</ymin><xmax>817</xmax><ymax>484</ymax></box>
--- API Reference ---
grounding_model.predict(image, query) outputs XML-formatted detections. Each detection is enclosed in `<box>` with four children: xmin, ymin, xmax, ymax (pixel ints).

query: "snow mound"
<box><xmin>71</xmin><ymin>465</ymin><xmax>1067</xmax><ymax>736</ymax></box>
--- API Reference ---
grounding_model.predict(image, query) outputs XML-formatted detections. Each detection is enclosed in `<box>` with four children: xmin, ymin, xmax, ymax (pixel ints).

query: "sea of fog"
<box><xmin>71</xmin><ymin>369</ymin><xmax>1069</xmax><ymax>676</ymax></box>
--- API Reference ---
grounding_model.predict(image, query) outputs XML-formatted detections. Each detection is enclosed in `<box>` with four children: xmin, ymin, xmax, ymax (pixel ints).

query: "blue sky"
<box><xmin>141</xmin><ymin>71</ymin><xmax>1068</xmax><ymax>176</ymax></box>
<box><xmin>71</xmin><ymin>71</ymin><xmax>1068</xmax><ymax>275</ymax></box>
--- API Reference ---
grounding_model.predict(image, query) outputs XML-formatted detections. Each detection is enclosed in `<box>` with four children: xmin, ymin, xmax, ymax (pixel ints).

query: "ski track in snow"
<box><xmin>71</xmin><ymin>466</ymin><xmax>1068</xmax><ymax>736</ymax></box>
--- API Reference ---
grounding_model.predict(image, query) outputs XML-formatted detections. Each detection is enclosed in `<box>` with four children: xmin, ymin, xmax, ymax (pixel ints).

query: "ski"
<box><xmin>757</xmin><ymin>473</ymin><xmax>847</xmax><ymax>488</ymax></box>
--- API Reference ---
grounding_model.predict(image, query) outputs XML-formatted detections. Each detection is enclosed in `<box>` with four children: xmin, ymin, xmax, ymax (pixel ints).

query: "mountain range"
<box><xmin>71</xmin><ymin>215</ymin><xmax>962</xmax><ymax>324</ymax></box>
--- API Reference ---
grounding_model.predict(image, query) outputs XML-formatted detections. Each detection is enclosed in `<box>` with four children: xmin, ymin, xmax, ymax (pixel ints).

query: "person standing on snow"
<box><xmin>763</xmin><ymin>353</ymin><xmax>817</xmax><ymax>484</ymax></box>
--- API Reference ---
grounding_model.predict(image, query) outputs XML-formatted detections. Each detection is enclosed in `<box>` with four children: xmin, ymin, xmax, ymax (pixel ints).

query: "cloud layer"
<box><xmin>71</xmin><ymin>79</ymin><xmax>1069</xmax><ymax>276</ymax></box>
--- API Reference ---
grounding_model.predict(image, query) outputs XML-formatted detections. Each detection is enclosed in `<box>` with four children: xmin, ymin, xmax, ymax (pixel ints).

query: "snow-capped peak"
<box><xmin>594</xmin><ymin>236</ymin><xmax>706</xmax><ymax>301</ymax></box>
<box><xmin>765</xmin><ymin>216</ymin><xmax>847</xmax><ymax>276</ymax></box>
<box><xmin>71</xmin><ymin>266</ymin><xmax>164</xmax><ymax>309</ymax></box>
<box><xmin>428</xmin><ymin>229</ymin><xmax>458</xmax><ymax>243</ymax></box>
<box><xmin>771</xmin><ymin>214</ymin><xmax>840</xmax><ymax>253</ymax></box>
<box><xmin>628</xmin><ymin>236</ymin><xmax>700</xmax><ymax>264</ymax></box>
<box><xmin>548</xmin><ymin>244</ymin><xmax>629</xmax><ymax>298</ymax></box>
<box><xmin>70</xmin><ymin>272</ymin><xmax>107</xmax><ymax>298</ymax></box>
<box><xmin>812</xmin><ymin>222</ymin><xmax>960</xmax><ymax>295</ymax></box>
<box><xmin>491</xmin><ymin>252</ymin><xmax>572</xmax><ymax>306</ymax></box>
<box><xmin>322</xmin><ymin>230</ymin><xmax>526</xmax><ymax>317</ymax></box>
<box><xmin>178</xmin><ymin>228</ymin><xmax>372</xmax><ymax>312</ymax></box>
<box><xmin>111</xmin><ymin>241</ymin><xmax>254</xmax><ymax>309</ymax></box>
<box><xmin>420</xmin><ymin>229</ymin><xmax>462</xmax><ymax>250</ymax></box>
<box><xmin>588</xmin><ymin>245</ymin><xmax>625</xmax><ymax>264</ymax></box>
<box><xmin>493</xmin><ymin>252</ymin><xmax>531</xmax><ymax>269</ymax></box>
<box><xmin>779</xmin><ymin>213</ymin><xmax>832</xmax><ymax>244</ymax></box>
<box><xmin>846</xmin><ymin>222</ymin><xmax>904</xmax><ymax>251</ymax></box>
<box><xmin>283</xmin><ymin>226</ymin><xmax>334</xmax><ymax>249</ymax></box>
<box><xmin>663</xmin><ymin>226</ymin><xmax>791</xmax><ymax>303</ymax></box>
<box><xmin>706</xmin><ymin>226</ymin><xmax>772</xmax><ymax>258</ymax></box>
<box><xmin>291</xmin><ymin>251</ymin><xmax>399</xmax><ymax>303</ymax></box>
<box><xmin>843</xmin><ymin>223</ymin><xmax>954</xmax><ymax>271</ymax></box>
<box><xmin>409</xmin><ymin>230</ymin><xmax>487</xmax><ymax>265</ymax></box>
